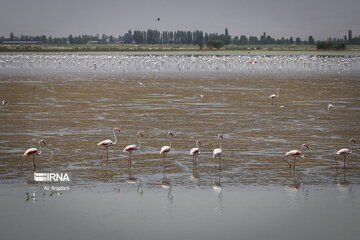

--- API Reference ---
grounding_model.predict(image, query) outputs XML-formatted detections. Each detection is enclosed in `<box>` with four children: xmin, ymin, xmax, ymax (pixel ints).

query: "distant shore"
<box><xmin>1</xmin><ymin>43</ymin><xmax>360</xmax><ymax>53</ymax></box>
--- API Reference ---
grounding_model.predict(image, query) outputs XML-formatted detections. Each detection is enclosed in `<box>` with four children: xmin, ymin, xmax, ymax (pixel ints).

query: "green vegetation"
<box><xmin>316</xmin><ymin>41</ymin><xmax>346</xmax><ymax>50</ymax></box>
<box><xmin>1</xmin><ymin>28</ymin><xmax>359</xmax><ymax>52</ymax></box>
<box><xmin>207</xmin><ymin>40</ymin><xmax>224</xmax><ymax>49</ymax></box>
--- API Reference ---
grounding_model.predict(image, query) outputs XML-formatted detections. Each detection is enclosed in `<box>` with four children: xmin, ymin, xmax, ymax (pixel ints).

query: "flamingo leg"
<box><xmin>99</xmin><ymin>148</ymin><xmax>106</xmax><ymax>161</ymax></box>
<box><xmin>343</xmin><ymin>155</ymin><xmax>346</xmax><ymax>168</ymax></box>
<box><xmin>106</xmin><ymin>148</ymin><xmax>109</xmax><ymax>161</ymax></box>
<box><xmin>128</xmin><ymin>153</ymin><xmax>132</xmax><ymax>167</ymax></box>
<box><xmin>32</xmin><ymin>155</ymin><xmax>36</xmax><ymax>172</ymax></box>
<box><xmin>19</xmin><ymin>156</ymin><xmax>29</xmax><ymax>170</ymax></box>
<box><xmin>218</xmin><ymin>156</ymin><xmax>222</xmax><ymax>170</ymax></box>
<box><xmin>334</xmin><ymin>155</ymin><xmax>338</xmax><ymax>169</ymax></box>
<box><xmin>281</xmin><ymin>157</ymin><xmax>292</xmax><ymax>168</ymax></box>
<box><xmin>293</xmin><ymin>157</ymin><xmax>296</xmax><ymax>171</ymax></box>
<box><xmin>194</xmin><ymin>155</ymin><xmax>197</xmax><ymax>166</ymax></box>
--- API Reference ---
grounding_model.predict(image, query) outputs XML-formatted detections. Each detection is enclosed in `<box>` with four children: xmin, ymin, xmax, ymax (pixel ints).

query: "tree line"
<box><xmin>1</xmin><ymin>28</ymin><xmax>359</xmax><ymax>46</ymax></box>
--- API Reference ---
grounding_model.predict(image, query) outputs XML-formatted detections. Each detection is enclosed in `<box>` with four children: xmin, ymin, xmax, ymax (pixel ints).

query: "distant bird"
<box><xmin>123</xmin><ymin>132</ymin><xmax>143</xmax><ymax>165</ymax></box>
<box><xmin>213</xmin><ymin>134</ymin><xmax>223</xmax><ymax>170</ymax></box>
<box><xmin>160</xmin><ymin>131</ymin><xmax>174</xmax><ymax>168</ymax></box>
<box><xmin>1</xmin><ymin>100</ymin><xmax>7</xmax><ymax>105</ymax></box>
<box><xmin>269</xmin><ymin>88</ymin><xmax>281</xmax><ymax>105</ymax></box>
<box><xmin>190</xmin><ymin>140</ymin><xmax>201</xmax><ymax>166</ymax></box>
<box><xmin>157</xmin><ymin>18</ymin><xmax>160</xmax><ymax>21</ymax></box>
<box><xmin>200</xmin><ymin>94</ymin><xmax>204</xmax><ymax>99</ymax></box>
<box><xmin>20</xmin><ymin>139</ymin><xmax>46</xmax><ymax>172</ymax></box>
<box><xmin>137</xmin><ymin>81</ymin><xmax>145</xmax><ymax>87</ymax></box>
<box><xmin>281</xmin><ymin>144</ymin><xmax>309</xmax><ymax>170</ymax></box>
<box><xmin>335</xmin><ymin>138</ymin><xmax>356</xmax><ymax>169</ymax></box>
<box><xmin>97</xmin><ymin>127</ymin><xmax>121</xmax><ymax>161</ymax></box>
<box><xmin>26</xmin><ymin>192</ymin><xmax>37</xmax><ymax>202</ymax></box>
<box><xmin>328</xmin><ymin>104</ymin><xmax>334</xmax><ymax>111</ymax></box>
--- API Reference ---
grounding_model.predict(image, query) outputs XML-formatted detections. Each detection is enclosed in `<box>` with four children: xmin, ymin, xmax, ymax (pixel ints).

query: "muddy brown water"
<box><xmin>0</xmin><ymin>53</ymin><xmax>359</xmax><ymax>187</ymax></box>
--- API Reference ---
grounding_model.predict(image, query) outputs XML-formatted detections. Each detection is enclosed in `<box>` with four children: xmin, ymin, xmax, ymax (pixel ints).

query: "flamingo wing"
<box><xmin>336</xmin><ymin>148</ymin><xmax>350</xmax><ymax>155</ymax></box>
<box><xmin>190</xmin><ymin>147</ymin><xmax>200</xmax><ymax>155</ymax></box>
<box><xmin>269</xmin><ymin>94</ymin><xmax>277</xmax><ymax>99</ymax></box>
<box><xmin>97</xmin><ymin>139</ymin><xmax>113</xmax><ymax>147</ymax></box>
<box><xmin>285</xmin><ymin>150</ymin><xmax>301</xmax><ymax>156</ymax></box>
<box><xmin>24</xmin><ymin>148</ymin><xmax>38</xmax><ymax>156</ymax></box>
<box><xmin>213</xmin><ymin>148</ymin><xmax>222</xmax><ymax>158</ymax></box>
<box><xmin>160</xmin><ymin>146</ymin><xmax>171</xmax><ymax>154</ymax></box>
<box><xmin>124</xmin><ymin>144</ymin><xmax>137</xmax><ymax>152</ymax></box>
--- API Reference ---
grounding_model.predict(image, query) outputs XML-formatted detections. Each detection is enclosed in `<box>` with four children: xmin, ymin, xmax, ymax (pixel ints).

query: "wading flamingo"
<box><xmin>190</xmin><ymin>140</ymin><xmax>201</xmax><ymax>166</ymax></box>
<box><xmin>335</xmin><ymin>138</ymin><xmax>356</xmax><ymax>169</ymax></box>
<box><xmin>123</xmin><ymin>132</ymin><xmax>143</xmax><ymax>165</ymax></box>
<box><xmin>160</xmin><ymin>132</ymin><xmax>174</xmax><ymax>168</ymax></box>
<box><xmin>282</xmin><ymin>144</ymin><xmax>309</xmax><ymax>170</ymax></box>
<box><xmin>213</xmin><ymin>134</ymin><xmax>223</xmax><ymax>170</ymax></box>
<box><xmin>20</xmin><ymin>139</ymin><xmax>46</xmax><ymax>172</ymax></box>
<box><xmin>97</xmin><ymin>127</ymin><xmax>120</xmax><ymax>161</ymax></box>
<box><xmin>269</xmin><ymin>88</ymin><xmax>281</xmax><ymax>105</ymax></box>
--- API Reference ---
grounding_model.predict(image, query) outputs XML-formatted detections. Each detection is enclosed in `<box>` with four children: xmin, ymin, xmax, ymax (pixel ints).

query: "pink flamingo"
<box><xmin>335</xmin><ymin>138</ymin><xmax>356</xmax><ymax>169</ymax></box>
<box><xmin>20</xmin><ymin>139</ymin><xmax>46</xmax><ymax>172</ymax></box>
<box><xmin>189</xmin><ymin>140</ymin><xmax>201</xmax><ymax>166</ymax></box>
<box><xmin>97</xmin><ymin>127</ymin><xmax>120</xmax><ymax>161</ymax></box>
<box><xmin>269</xmin><ymin>88</ymin><xmax>281</xmax><ymax>105</ymax></box>
<box><xmin>213</xmin><ymin>134</ymin><xmax>223</xmax><ymax>170</ymax></box>
<box><xmin>123</xmin><ymin>132</ymin><xmax>143</xmax><ymax>165</ymax></box>
<box><xmin>160</xmin><ymin>132</ymin><xmax>174</xmax><ymax>168</ymax></box>
<box><xmin>282</xmin><ymin>144</ymin><xmax>309</xmax><ymax>170</ymax></box>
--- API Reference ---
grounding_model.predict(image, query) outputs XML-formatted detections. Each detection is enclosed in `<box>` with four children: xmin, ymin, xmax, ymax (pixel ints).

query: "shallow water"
<box><xmin>0</xmin><ymin>53</ymin><xmax>360</xmax><ymax>239</ymax></box>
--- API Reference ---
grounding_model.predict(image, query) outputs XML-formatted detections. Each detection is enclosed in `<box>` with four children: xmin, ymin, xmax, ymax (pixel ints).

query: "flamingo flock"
<box><xmin>8</xmin><ymin>54</ymin><xmax>358</xmax><ymax>176</ymax></box>
<box><xmin>1</xmin><ymin>53</ymin><xmax>359</xmax><ymax>74</ymax></box>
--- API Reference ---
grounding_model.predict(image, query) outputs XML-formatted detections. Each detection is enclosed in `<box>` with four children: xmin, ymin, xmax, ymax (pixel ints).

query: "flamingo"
<box><xmin>189</xmin><ymin>140</ymin><xmax>201</xmax><ymax>166</ymax></box>
<box><xmin>213</xmin><ymin>134</ymin><xmax>223</xmax><ymax>170</ymax></box>
<box><xmin>335</xmin><ymin>138</ymin><xmax>356</xmax><ymax>169</ymax></box>
<box><xmin>328</xmin><ymin>104</ymin><xmax>334</xmax><ymax>111</ymax></box>
<box><xmin>160</xmin><ymin>131</ymin><xmax>174</xmax><ymax>168</ymax></box>
<box><xmin>123</xmin><ymin>132</ymin><xmax>143</xmax><ymax>165</ymax></box>
<box><xmin>20</xmin><ymin>139</ymin><xmax>46</xmax><ymax>172</ymax></box>
<box><xmin>269</xmin><ymin>88</ymin><xmax>281</xmax><ymax>105</ymax></box>
<box><xmin>281</xmin><ymin>144</ymin><xmax>309</xmax><ymax>170</ymax></box>
<box><xmin>97</xmin><ymin>127</ymin><xmax>120</xmax><ymax>161</ymax></box>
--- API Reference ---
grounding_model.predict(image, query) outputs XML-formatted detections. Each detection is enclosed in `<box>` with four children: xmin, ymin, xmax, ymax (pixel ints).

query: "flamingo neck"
<box><xmin>137</xmin><ymin>135</ymin><xmax>141</xmax><ymax>149</ymax></box>
<box><xmin>218</xmin><ymin>139</ymin><xmax>222</xmax><ymax>150</ymax></box>
<box><xmin>196</xmin><ymin>141</ymin><xmax>199</xmax><ymax>148</ymax></box>
<box><xmin>37</xmin><ymin>141</ymin><xmax>43</xmax><ymax>154</ymax></box>
<box><xmin>113</xmin><ymin>129</ymin><xmax>118</xmax><ymax>145</ymax></box>
<box><xmin>168</xmin><ymin>136</ymin><xmax>172</xmax><ymax>148</ymax></box>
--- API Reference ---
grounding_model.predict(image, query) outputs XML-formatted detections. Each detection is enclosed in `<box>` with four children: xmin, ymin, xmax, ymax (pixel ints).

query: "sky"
<box><xmin>0</xmin><ymin>0</ymin><xmax>359</xmax><ymax>40</ymax></box>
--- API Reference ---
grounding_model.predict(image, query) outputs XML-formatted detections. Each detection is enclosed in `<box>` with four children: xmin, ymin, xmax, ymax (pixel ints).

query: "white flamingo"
<box><xmin>123</xmin><ymin>132</ymin><xmax>143</xmax><ymax>165</ymax></box>
<box><xmin>328</xmin><ymin>104</ymin><xmax>334</xmax><ymax>111</ymax></box>
<box><xmin>20</xmin><ymin>139</ymin><xmax>46</xmax><ymax>172</ymax></box>
<box><xmin>335</xmin><ymin>138</ymin><xmax>356</xmax><ymax>169</ymax></box>
<box><xmin>97</xmin><ymin>127</ymin><xmax>120</xmax><ymax>161</ymax></box>
<box><xmin>282</xmin><ymin>144</ymin><xmax>309</xmax><ymax>170</ymax></box>
<box><xmin>269</xmin><ymin>88</ymin><xmax>281</xmax><ymax>105</ymax></box>
<box><xmin>160</xmin><ymin>132</ymin><xmax>174</xmax><ymax>168</ymax></box>
<box><xmin>213</xmin><ymin>134</ymin><xmax>223</xmax><ymax>170</ymax></box>
<box><xmin>190</xmin><ymin>140</ymin><xmax>201</xmax><ymax>166</ymax></box>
